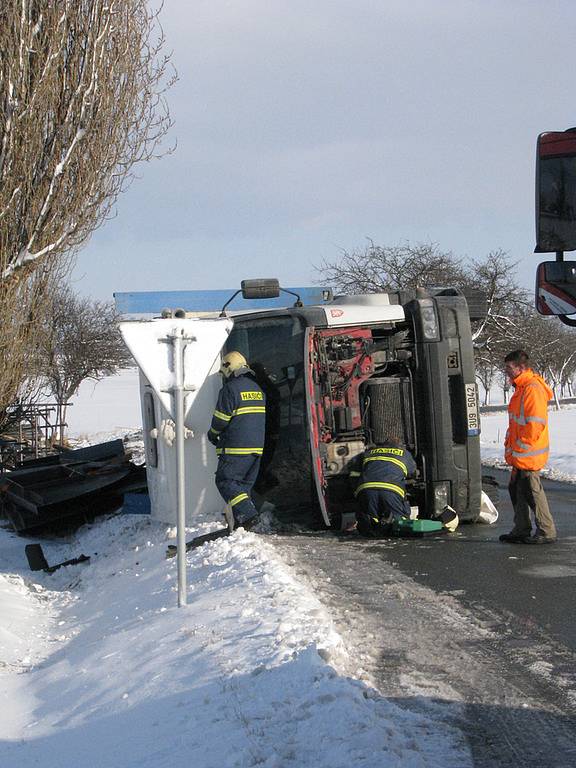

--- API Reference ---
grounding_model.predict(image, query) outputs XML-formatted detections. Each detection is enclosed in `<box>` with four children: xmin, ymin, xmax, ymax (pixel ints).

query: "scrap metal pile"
<box><xmin>0</xmin><ymin>439</ymin><xmax>147</xmax><ymax>533</ymax></box>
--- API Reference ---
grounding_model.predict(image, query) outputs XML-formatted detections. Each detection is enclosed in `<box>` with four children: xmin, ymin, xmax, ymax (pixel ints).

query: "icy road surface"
<box><xmin>270</xmin><ymin>530</ymin><xmax>576</xmax><ymax>768</ymax></box>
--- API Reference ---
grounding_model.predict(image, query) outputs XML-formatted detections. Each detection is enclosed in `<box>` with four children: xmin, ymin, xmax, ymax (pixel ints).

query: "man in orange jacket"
<box><xmin>500</xmin><ymin>350</ymin><xmax>557</xmax><ymax>545</ymax></box>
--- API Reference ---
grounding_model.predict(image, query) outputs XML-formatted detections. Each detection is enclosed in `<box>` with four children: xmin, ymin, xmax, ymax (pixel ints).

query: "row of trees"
<box><xmin>316</xmin><ymin>241</ymin><xmax>576</xmax><ymax>406</ymax></box>
<box><xmin>474</xmin><ymin>306</ymin><xmax>576</xmax><ymax>406</ymax></box>
<box><xmin>0</xmin><ymin>1</ymin><xmax>174</xmax><ymax>434</ymax></box>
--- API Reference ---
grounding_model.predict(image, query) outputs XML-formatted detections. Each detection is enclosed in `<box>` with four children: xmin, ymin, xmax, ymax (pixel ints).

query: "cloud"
<box><xmin>75</xmin><ymin>0</ymin><xmax>576</xmax><ymax>297</ymax></box>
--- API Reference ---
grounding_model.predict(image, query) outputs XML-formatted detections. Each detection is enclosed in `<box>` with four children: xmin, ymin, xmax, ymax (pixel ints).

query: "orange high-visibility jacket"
<box><xmin>505</xmin><ymin>369</ymin><xmax>552</xmax><ymax>471</ymax></box>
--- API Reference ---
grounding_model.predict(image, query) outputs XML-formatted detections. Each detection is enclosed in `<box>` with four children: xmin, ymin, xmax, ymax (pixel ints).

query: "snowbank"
<box><xmin>0</xmin><ymin>516</ymin><xmax>470</xmax><ymax>767</ymax></box>
<box><xmin>66</xmin><ymin>368</ymin><xmax>142</xmax><ymax>438</ymax></box>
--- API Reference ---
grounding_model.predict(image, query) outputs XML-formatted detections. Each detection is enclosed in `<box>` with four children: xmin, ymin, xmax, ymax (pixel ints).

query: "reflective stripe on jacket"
<box><xmin>210</xmin><ymin>372</ymin><xmax>266</xmax><ymax>454</ymax></box>
<box><xmin>355</xmin><ymin>480</ymin><xmax>406</xmax><ymax>498</ymax></box>
<box><xmin>351</xmin><ymin>445</ymin><xmax>416</xmax><ymax>498</ymax></box>
<box><xmin>504</xmin><ymin>369</ymin><xmax>552</xmax><ymax>471</ymax></box>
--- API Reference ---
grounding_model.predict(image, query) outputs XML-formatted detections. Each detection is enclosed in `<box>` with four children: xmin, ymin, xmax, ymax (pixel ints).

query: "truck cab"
<box><xmin>223</xmin><ymin>287</ymin><xmax>482</xmax><ymax>528</ymax></box>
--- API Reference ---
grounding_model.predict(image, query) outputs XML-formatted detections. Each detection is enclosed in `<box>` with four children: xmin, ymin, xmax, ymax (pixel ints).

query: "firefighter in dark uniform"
<box><xmin>350</xmin><ymin>438</ymin><xmax>417</xmax><ymax>537</ymax></box>
<box><xmin>208</xmin><ymin>351</ymin><xmax>266</xmax><ymax>530</ymax></box>
<box><xmin>251</xmin><ymin>361</ymin><xmax>281</xmax><ymax>493</ymax></box>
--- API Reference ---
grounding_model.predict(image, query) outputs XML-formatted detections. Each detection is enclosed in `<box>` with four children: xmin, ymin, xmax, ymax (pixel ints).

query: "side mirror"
<box><xmin>535</xmin><ymin>130</ymin><xmax>576</xmax><ymax>253</ymax></box>
<box><xmin>241</xmin><ymin>279</ymin><xmax>280</xmax><ymax>300</ymax></box>
<box><xmin>536</xmin><ymin>261</ymin><xmax>576</xmax><ymax>315</ymax></box>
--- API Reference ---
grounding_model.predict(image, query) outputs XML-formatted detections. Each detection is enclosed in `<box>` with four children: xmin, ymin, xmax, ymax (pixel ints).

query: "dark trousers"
<box><xmin>508</xmin><ymin>469</ymin><xmax>556</xmax><ymax>539</ymax></box>
<box><xmin>356</xmin><ymin>489</ymin><xmax>409</xmax><ymax>537</ymax></box>
<box><xmin>215</xmin><ymin>454</ymin><xmax>261</xmax><ymax>524</ymax></box>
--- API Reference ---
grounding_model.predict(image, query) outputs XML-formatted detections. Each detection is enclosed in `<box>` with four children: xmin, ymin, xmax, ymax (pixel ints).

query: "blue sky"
<box><xmin>72</xmin><ymin>0</ymin><xmax>576</xmax><ymax>300</ymax></box>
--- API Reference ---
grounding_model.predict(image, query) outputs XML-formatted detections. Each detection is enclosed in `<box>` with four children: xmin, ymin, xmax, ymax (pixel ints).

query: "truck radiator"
<box><xmin>363</xmin><ymin>377</ymin><xmax>415</xmax><ymax>449</ymax></box>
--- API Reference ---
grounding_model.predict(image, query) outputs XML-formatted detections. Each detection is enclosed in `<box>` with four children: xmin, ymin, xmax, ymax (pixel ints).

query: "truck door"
<box><xmin>304</xmin><ymin>327</ymin><xmax>331</xmax><ymax>526</ymax></box>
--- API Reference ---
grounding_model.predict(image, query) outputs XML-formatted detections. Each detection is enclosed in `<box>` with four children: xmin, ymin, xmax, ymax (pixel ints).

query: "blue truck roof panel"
<box><xmin>114</xmin><ymin>288</ymin><xmax>330</xmax><ymax>314</ymax></box>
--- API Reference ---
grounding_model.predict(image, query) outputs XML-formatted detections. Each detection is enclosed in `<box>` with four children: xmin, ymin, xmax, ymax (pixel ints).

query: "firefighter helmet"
<box><xmin>220</xmin><ymin>351</ymin><xmax>247</xmax><ymax>378</ymax></box>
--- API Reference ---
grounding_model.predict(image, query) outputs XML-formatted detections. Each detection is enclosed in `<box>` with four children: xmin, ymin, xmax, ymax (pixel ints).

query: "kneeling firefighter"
<box><xmin>350</xmin><ymin>437</ymin><xmax>417</xmax><ymax>537</ymax></box>
<box><xmin>208</xmin><ymin>351</ymin><xmax>266</xmax><ymax>530</ymax></box>
<box><xmin>350</xmin><ymin>436</ymin><xmax>459</xmax><ymax>536</ymax></box>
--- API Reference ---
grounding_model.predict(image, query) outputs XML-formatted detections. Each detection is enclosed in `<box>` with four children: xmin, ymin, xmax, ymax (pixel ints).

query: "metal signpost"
<box><xmin>168</xmin><ymin>328</ymin><xmax>196</xmax><ymax>607</ymax></box>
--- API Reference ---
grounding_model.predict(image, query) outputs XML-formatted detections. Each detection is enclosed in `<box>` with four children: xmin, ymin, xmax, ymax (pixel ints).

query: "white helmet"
<box><xmin>220</xmin><ymin>351</ymin><xmax>247</xmax><ymax>378</ymax></box>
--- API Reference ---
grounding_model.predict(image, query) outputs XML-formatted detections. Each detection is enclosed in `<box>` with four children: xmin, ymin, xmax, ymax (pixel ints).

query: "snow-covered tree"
<box><xmin>0</xmin><ymin>0</ymin><xmax>174</xmax><ymax>281</ymax></box>
<box><xmin>0</xmin><ymin>0</ymin><xmax>174</xmax><ymax>429</ymax></box>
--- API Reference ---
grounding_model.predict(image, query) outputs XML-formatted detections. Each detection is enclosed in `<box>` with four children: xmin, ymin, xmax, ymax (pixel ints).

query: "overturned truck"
<box><xmin>222</xmin><ymin>284</ymin><xmax>483</xmax><ymax>528</ymax></box>
<box><xmin>119</xmin><ymin>281</ymin><xmax>484</xmax><ymax>529</ymax></box>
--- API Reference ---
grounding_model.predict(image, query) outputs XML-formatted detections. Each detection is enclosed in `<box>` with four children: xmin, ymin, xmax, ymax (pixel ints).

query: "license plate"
<box><xmin>465</xmin><ymin>383</ymin><xmax>480</xmax><ymax>435</ymax></box>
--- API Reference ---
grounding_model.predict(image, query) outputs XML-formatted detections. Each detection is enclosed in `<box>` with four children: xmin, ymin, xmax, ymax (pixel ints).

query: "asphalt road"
<box><xmin>269</xmin><ymin>467</ymin><xmax>576</xmax><ymax>767</ymax></box>
<box><xmin>391</xmin><ymin>467</ymin><xmax>576</xmax><ymax>652</ymax></box>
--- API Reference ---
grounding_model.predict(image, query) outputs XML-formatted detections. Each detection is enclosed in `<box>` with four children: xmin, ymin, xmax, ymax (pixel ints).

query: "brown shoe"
<box><xmin>525</xmin><ymin>535</ymin><xmax>556</xmax><ymax>545</ymax></box>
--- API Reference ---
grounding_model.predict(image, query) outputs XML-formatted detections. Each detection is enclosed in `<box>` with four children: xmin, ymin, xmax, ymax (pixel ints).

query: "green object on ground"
<box><xmin>393</xmin><ymin>518</ymin><xmax>443</xmax><ymax>535</ymax></box>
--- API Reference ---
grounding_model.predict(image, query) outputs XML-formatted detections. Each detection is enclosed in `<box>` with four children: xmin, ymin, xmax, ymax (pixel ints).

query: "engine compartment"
<box><xmin>308</xmin><ymin>325</ymin><xmax>420</xmax><ymax>525</ymax></box>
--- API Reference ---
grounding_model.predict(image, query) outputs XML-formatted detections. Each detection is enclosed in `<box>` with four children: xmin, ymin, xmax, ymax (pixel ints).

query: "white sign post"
<box><xmin>119</xmin><ymin>316</ymin><xmax>233</xmax><ymax>608</ymax></box>
<box><xmin>169</xmin><ymin>328</ymin><xmax>195</xmax><ymax>607</ymax></box>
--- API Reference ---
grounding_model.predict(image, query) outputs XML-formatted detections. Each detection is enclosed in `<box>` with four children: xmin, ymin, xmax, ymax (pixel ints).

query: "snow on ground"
<box><xmin>2</xmin><ymin>374</ymin><xmax>576</xmax><ymax>766</ymax></box>
<box><xmin>0</xmin><ymin>515</ymin><xmax>470</xmax><ymax>767</ymax></box>
<box><xmin>480</xmin><ymin>405</ymin><xmax>576</xmax><ymax>483</ymax></box>
<box><xmin>65</xmin><ymin>368</ymin><xmax>141</xmax><ymax>439</ymax></box>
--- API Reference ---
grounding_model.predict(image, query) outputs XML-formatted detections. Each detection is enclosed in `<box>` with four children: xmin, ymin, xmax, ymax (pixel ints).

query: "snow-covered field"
<box><xmin>480</xmin><ymin>406</ymin><xmax>576</xmax><ymax>483</ymax></box>
<box><xmin>65</xmin><ymin>367</ymin><xmax>142</xmax><ymax>440</ymax></box>
<box><xmin>1</xmin><ymin>371</ymin><xmax>575</xmax><ymax>767</ymax></box>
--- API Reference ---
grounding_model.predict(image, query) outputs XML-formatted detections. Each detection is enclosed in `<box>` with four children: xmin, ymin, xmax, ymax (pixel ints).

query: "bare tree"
<box><xmin>0</xmin><ymin>0</ymin><xmax>174</xmax><ymax>428</ymax></box>
<box><xmin>38</xmin><ymin>286</ymin><xmax>133</xmax><ymax>442</ymax></box>
<box><xmin>466</xmin><ymin>250</ymin><xmax>531</xmax><ymax>395</ymax></box>
<box><xmin>0</xmin><ymin>259</ymin><xmax>68</xmax><ymax>431</ymax></box>
<box><xmin>468</xmin><ymin>250</ymin><xmax>530</xmax><ymax>345</ymax></box>
<box><xmin>0</xmin><ymin>0</ymin><xmax>174</xmax><ymax>281</ymax></box>
<box><xmin>316</xmin><ymin>242</ymin><xmax>535</xmax><ymax>404</ymax></box>
<box><xmin>520</xmin><ymin>311</ymin><xmax>576</xmax><ymax>409</ymax></box>
<box><xmin>316</xmin><ymin>240</ymin><xmax>468</xmax><ymax>294</ymax></box>
<box><xmin>475</xmin><ymin>354</ymin><xmax>498</xmax><ymax>406</ymax></box>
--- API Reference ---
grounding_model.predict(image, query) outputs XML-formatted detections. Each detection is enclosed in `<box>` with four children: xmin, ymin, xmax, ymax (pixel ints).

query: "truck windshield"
<box><xmin>224</xmin><ymin>315</ymin><xmax>310</xmax><ymax>506</ymax></box>
<box><xmin>225</xmin><ymin>315</ymin><xmax>305</xmax><ymax>380</ymax></box>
